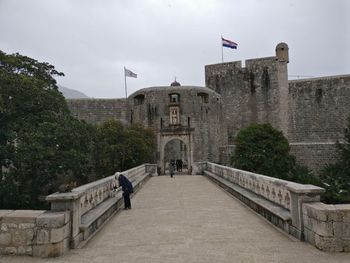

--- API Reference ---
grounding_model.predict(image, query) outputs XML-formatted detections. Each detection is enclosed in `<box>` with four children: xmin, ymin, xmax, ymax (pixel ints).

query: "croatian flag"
<box><xmin>222</xmin><ymin>37</ymin><xmax>238</xmax><ymax>49</ymax></box>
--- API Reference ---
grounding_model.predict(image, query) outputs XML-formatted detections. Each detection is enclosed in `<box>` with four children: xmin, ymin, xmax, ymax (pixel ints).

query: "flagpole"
<box><xmin>124</xmin><ymin>66</ymin><xmax>128</xmax><ymax>99</ymax></box>
<box><xmin>221</xmin><ymin>35</ymin><xmax>224</xmax><ymax>63</ymax></box>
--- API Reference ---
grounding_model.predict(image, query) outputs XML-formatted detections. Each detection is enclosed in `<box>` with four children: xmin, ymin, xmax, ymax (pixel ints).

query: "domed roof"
<box><xmin>170</xmin><ymin>78</ymin><xmax>181</xmax><ymax>86</ymax></box>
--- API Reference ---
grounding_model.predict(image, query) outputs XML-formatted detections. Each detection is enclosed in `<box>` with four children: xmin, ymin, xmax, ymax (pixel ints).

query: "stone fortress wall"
<box><xmin>67</xmin><ymin>43</ymin><xmax>350</xmax><ymax>173</ymax></box>
<box><xmin>288</xmin><ymin>75</ymin><xmax>350</xmax><ymax>169</ymax></box>
<box><xmin>66</xmin><ymin>98</ymin><xmax>128</xmax><ymax>125</ymax></box>
<box><xmin>205</xmin><ymin>43</ymin><xmax>350</xmax><ymax>172</ymax></box>
<box><xmin>129</xmin><ymin>86</ymin><xmax>227</xmax><ymax>166</ymax></box>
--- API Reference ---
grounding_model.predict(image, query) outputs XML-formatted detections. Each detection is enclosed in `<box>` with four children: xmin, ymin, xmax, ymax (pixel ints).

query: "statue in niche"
<box><xmin>170</xmin><ymin>108</ymin><xmax>179</xmax><ymax>125</ymax></box>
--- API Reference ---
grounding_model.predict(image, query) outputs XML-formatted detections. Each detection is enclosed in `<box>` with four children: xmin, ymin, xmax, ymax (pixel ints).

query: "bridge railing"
<box><xmin>46</xmin><ymin>163</ymin><xmax>157</xmax><ymax>249</ymax></box>
<box><xmin>197</xmin><ymin>162</ymin><xmax>350</xmax><ymax>252</ymax></box>
<box><xmin>196</xmin><ymin>162</ymin><xmax>325</xmax><ymax>238</ymax></box>
<box><xmin>206</xmin><ymin>162</ymin><xmax>293</xmax><ymax>210</ymax></box>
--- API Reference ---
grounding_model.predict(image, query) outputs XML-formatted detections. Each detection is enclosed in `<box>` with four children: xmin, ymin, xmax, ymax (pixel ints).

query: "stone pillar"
<box><xmin>287</xmin><ymin>184</ymin><xmax>325</xmax><ymax>240</ymax></box>
<box><xmin>192</xmin><ymin>162</ymin><xmax>208</xmax><ymax>175</ymax></box>
<box><xmin>145</xmin><ymin>164</ymin><xmax>158</xmax><ymax>176</ymax></box>
<box><xmin>46</xmin><ymin>192</ymin><xmax>83</xmax><ymax>248</ymax></box>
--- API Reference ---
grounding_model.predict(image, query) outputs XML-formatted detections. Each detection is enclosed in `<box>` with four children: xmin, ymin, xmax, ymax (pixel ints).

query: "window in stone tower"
<box><xmin>134</xmin><ymin>94</ymin><xmax>145</xmax><ymax>105</ymax></box>
<box><xmin>198</xmin><ymin>92</ymin><xmax>209</xmax><ymax>103</ymax></box>
<box><xmin>169</xmin><ymin>93</ymin><xmax>180</xmax><ymax>103</ymax></box>
<box><xmin>169</xmin><ymin>106</ymin><xmax>180</xmax><ymax>125</ymax></box>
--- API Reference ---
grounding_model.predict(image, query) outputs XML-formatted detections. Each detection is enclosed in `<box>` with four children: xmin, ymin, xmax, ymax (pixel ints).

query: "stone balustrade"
<box><xmin>206</xmin><ymin>162</ymin><xmax>293</xmax><ymax>210</ymax></box>
<box><xmin>46</xmin><ymin>164</ymin><xmax>157</xmax><ymax>249</ymax></box>
<box><xmin>197</xmin><ymin>162</ymin><xmax>326</xmax><ymax>241</ymax></box>
<box><xmin>0</xmin><ymin>163</ymin><xmax>157</xmax><ymax>258</ymax></box>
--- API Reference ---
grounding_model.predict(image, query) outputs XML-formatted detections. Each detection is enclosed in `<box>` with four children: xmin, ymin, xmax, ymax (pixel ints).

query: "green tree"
<box><xmin>231</xmin><ymin>123</ymin><xmax>295</xmax><ymax>179</ymax></box>
<box><xmin>0</xmin><ymin>50</ymin><xmax>95</xmax><ymax>209</ymax></box>
<box><xmin>320</xmin><ymin>118</ymin><xmax>350</xmax><ymax>204</ymax></box>
<box><xmin>94</xmin><ymin>120</ymin><xmax>156</xmax><ymax>178</ymax></box>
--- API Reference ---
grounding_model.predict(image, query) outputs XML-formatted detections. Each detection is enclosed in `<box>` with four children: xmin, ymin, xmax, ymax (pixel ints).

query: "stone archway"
<box><xmin>164</xmin><ymin>139</ymin><xmax>188</xmax><ymax>174</ymax></box>
<box><xmin>159</xmin><ymin>134</ymin><xmax>193</xmax><ymax>175</ymax></box>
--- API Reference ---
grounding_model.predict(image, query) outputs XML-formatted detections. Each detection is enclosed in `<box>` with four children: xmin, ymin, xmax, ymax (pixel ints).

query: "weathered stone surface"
<box><xmin>1</xmin><ymin>210</ymin><xmax>45</xmax><ymax>224</ymax></box>
<box><xmin>3</xmin><ymin>223</ymin><xmax>18</xmax><ymax>229</ymax></box>
<box><xmin>19</xmin><ymin>223</ymin><xmax>35</xmax><ymax>229</ymax></box>
<box><xmin>25</xmin><ymin>229</ymin><xmax>35</xmax><ymax>245</ymax></box>
<box><xmin>0</xmin><ymin>232</ymin><xmax>11</xmax><ymax>245</ymax></box>
<box><xmin>0</xmin><ymin>210</ymin><xmax>14</xmax><ymax>218</ymax></box>
<box><xmin>17</xmin><ymin>245</ymin><xmax>26</xmax><ymax>255</ymax></box>
<box><xmin>12</xmin><ymin>230</ymin><xmax>26</xmax><ymax>246</ymax></box>
<box><xmin>333</xmin><ymin>222</ymin><xmax>350</xmax><ymax>237</ymax></box>
<box><xmin>4</xmin><ymin>246</ymin><xmax>17</xmax><ymax>255</ymax></box>
<box><xmin>314</xmin><ymin>234</ymin><xmax>344</xmax><ymax>252</ymax></box>
<box><xmin>25</xmin><ymin>246</ymin><xmax>33</xmax><ymax>255</ymax></box>
<box><xmin>37</xmin><ymin>212</ymin><xmax>65</xmax><ymax>228</ymax></box>
<box><xmin>1</xmin><ymin>223</ymin><xmax>8</xmax><ymax>231</ymax></box>
<box><xmin>336</xmin><ymin>204</ymin><xmax>350</xmax><ymax>223</ymax></box>
<box><xmin>36</xmin><ymin>229</ymin><xmax>50</xmax><ymax>244</ymax></box>
<box><xmin>50</xmin><ymin>226</ymin><xmax>65</xmax><ymax>243</ymax></box>
<box><xmin>33</xmin><ymin>241</ymin><xmax>66</xmax><ymax>257</ymax></box>
<box><xmin>303</xmin><ymin>203</ymin><xmax>344</xmax><ymax>222</ymax></box>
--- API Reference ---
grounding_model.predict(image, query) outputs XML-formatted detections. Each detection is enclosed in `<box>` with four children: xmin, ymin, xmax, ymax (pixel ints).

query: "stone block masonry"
<box><xmin>303</xmin><ymin>202</ymin><xmax>350</xmax><ymax>252</ymax></box>
<box><xmin>0</xmin><ymin>210</ymin><xmax>71</xmax><ymax>257</ymax></box>
<box><xmin>67</xmin><ymin>98</ymin><xmax>128</xmax><ymax>125</ymax></box>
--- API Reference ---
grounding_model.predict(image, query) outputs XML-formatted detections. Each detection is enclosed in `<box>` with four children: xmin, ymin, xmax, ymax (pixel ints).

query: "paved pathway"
<box><xmin>2</xmin><ymin>176</ymin><xmax>350</xmax><ymax>263</ymax></box>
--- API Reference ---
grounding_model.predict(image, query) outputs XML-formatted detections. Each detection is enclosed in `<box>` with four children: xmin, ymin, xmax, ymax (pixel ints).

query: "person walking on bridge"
<box><xmin>118</xmin><ymin>174</ymin><xmax>133</xmax><ymax>209</ymax></box>
<box><xmin>169</xmin><ymin>161</ymin><xmax>175</xmax><ymax>178</ymax></box>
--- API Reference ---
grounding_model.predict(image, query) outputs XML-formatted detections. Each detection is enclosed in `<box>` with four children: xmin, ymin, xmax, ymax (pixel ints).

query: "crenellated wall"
<box><xmin>205</xmin><ymin>56</ymin><xmax>289</xmax><ymax>140</ymax></box>
<box><xmin>205</xmin><ymin>45</ymin><xmax>350</xmax><ymax>172</ymax></box>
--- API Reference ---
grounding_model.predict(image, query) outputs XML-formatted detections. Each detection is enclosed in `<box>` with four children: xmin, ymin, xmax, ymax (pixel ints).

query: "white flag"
<box><xmin>124</xmin><ymin>68</ymin><xmax>137</xmax><ymax>78</ymax></box>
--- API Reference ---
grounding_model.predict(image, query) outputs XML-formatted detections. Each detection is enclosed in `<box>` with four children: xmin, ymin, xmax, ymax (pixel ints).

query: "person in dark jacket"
<box><xmin>118</xmin><ymin>174</ymin><xmax>134</xmax><ymax>209</ymax></box>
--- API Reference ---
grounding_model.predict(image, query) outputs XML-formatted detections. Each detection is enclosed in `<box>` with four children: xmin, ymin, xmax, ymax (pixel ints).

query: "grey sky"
<box><xmin>0</xmin><ymin>0</ymin><xmax>349</xmax><ymax>98</ymax></box>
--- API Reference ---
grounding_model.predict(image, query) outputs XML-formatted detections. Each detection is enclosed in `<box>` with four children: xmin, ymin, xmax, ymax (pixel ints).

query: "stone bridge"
<box><xmin>1</xmin><ymin>163</ymin><xmax>350</xmax><ymax>262</ymax></box>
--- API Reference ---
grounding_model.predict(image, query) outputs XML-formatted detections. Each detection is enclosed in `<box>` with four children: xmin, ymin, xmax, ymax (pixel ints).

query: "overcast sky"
<box><xmin>0</xmin><ymin>0</ymin><xmax>349</xmax><ymax>98</ymax></box>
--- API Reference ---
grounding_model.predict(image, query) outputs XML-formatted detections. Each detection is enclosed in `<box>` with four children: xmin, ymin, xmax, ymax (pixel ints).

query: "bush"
<box><xmin>231</xmin><ymin>123</ymin><xmax>295</xmax><ymax>180</ymax></box>
<box><xmin>319</xmin><ymin>117</ymin><xmax>350</xmax><ymax>204</ymax></box>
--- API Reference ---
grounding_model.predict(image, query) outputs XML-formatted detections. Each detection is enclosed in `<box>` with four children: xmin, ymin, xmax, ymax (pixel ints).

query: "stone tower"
<box><xmin>276</xmin><ymin>42</ymin><xmax>289</xmax><ymax>63</ymax></box>
<box><xmin>205</xmin><ymin>42</ymin><xmax>291</xmax><ymax>140</ymax></box>
<box><xmin>275</xmin><ymin>42</ymin><xmax>289</xmax><ymax>136</ymax></box>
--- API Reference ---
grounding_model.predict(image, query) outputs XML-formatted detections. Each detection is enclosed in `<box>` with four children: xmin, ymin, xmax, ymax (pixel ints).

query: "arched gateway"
<box><xmin>159</xmin><ymin>133</ymin><xmax>193</xmax><ymax>174</ymax></box>
<box><xmin>127</xmin><ymin>80</ymin><xmax>224</xmax><ymax>174</ymax></box>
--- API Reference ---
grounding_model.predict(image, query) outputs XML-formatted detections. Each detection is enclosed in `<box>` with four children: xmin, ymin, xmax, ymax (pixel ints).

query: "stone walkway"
<box><xmin>2</xmin><ymin>176</ymin><xmax>350</xmax><ymax>263</ymax></box>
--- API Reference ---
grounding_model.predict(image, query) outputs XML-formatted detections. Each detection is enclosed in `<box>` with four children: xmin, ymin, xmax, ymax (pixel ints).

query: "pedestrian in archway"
<box><xmin>118</xmin><ymin>174</ymin><xmax>133</xmax><ymax>209</ymax></box>
<box><xmin>169</xmin><ymin>160</ymin><xmax>175</xmax><ymax>178</ymax></box>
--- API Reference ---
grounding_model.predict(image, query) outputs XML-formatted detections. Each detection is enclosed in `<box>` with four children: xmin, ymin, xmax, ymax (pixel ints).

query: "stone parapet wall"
<box><xmin>0</xmin><ymin>210</ymin><xmax>71</xmax><ymax>257</ymax></box>
<box><xmin>303</xmin><ymin>202</ymin><xmax>350</xmax><ymax>252</ymax></box>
